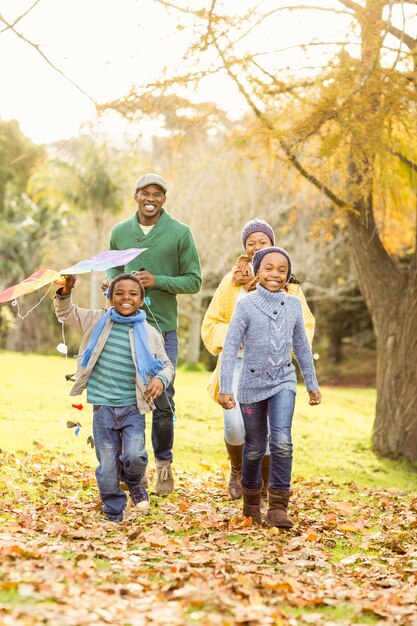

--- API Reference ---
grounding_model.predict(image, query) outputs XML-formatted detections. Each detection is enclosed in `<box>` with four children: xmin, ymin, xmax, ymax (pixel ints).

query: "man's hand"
<box><xmin>136</xmin><ymin>270</ymin><xmax>155</xmax><ymax>289</ymax></box>
<box><xmin>144</xmin><ymin>377</ymin><xmax>163</xmax><ymax>402</ymax></box>
<box><xmin>308</xmin><ymin>389</ymin><xmax>322</xmax><ymax>405</ymax></box>
<box><xmin>218</xmin><ymin>393</ymin><xmax>236</xmax><ymax>410</ymax></box>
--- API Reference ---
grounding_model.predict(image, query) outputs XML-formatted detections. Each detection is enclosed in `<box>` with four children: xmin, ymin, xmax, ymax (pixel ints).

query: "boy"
<box><xmin>55</xmin><ymin>273</ymin><xmax>174</xmax><ymax>523</ymax></box>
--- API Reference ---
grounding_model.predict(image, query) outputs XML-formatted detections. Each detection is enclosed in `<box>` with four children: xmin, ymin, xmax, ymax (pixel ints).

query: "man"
<box><xmin>104</xmin><ymin>173</ymin><xmax>202</xmax><ymax>495</ymax></box>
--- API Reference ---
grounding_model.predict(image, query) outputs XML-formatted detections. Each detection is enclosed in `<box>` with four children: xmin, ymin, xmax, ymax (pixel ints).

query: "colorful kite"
<box><xmin>0</xmin><ymin>248</ymin><xmax>146</xmax><ymax>305</ymax></box>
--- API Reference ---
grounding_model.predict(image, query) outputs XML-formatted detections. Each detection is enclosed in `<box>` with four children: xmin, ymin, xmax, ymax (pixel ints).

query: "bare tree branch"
<box><xmin>0</xmin><ymin>15</ymin><xmax>96</xmax><ymax>104</ymax></box>
<box><xmin>392</xmin><ymin>150</ymin><xmax>417</xmax><ymax>171</ymax></box>
<box><xmin>339</xmin><ymin>0</ymin><xmax>417</xmax><ymax>50</ymax></box>
<box><xmin>0</xmin><ymin>0</ymin><xmax>42</xmax><ymax>34</ymax></box>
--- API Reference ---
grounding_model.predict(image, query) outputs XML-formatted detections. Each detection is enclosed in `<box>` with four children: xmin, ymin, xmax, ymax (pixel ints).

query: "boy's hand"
<box><xmin>101</xmin><ymin>279</ymin><xmax>110</xmax><ymax>294</ymax></box>
<box><xmin>308</xmin><ymin>389</ymin><xmax>322</xmax><ymax>405</ymax></box>
<box><xmin>218</xmin><ymin>393</ymin><xmax>236</xmax><ymax>410</ymax></box>
<box><xmin>60</xmin><ymin>275</ymin><xmax>76</xmax><ymax>296</ymax></box>
<box><xmin>144</xmin><ymin>378</ymin><xmax>163</xmax><ymax>402</ymax></box>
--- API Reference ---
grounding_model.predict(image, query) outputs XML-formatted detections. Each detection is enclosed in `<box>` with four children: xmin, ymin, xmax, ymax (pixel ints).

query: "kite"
<box><xmin>0</xmin><ymin>248</ymin><xmax>146</xmax><ymax>305</ymax></box>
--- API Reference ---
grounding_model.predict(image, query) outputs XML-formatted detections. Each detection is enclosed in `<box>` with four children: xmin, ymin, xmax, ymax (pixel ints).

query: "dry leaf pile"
<box><xmin>1</xmin><ymin>449</ymin><xmax>417</xmax><ymax>625</ymax></box>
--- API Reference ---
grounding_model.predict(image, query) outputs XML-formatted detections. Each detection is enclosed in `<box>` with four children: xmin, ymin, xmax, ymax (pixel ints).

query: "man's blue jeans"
<box><xmin>152</xmin><ymin>330</ymin><xmax>178</xmax><ymax>462</ymax></box>
<box><xmin>240</xmin><ymin>389</ymin><xmax>296</xmax><ymax>491</ymax></box>
<box><xmin>93</xmin><ymin>404</ymin><xmax>147</xmax><ymax>517</ymax></box>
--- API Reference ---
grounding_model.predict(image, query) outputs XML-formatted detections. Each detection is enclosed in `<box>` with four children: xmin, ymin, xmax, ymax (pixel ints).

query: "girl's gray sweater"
<box><xmin>219</xmin><ymin>284</ymin><xmax>318</xmax><ymax>403</ymax></box>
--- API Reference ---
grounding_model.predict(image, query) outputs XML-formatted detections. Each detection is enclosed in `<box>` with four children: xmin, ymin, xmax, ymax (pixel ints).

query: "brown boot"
<box><xmin>225</xmin><ymin>442</ymin><xmax>243</xmax><ymax>500</ymax></box>
<box><xmin>242</xmin><ymin>483</ymin><xmax>263</xmax><ymax>524</ymax></box>
<box><xmin>260</xmin><ymin>455</ymin><xmax>270</xmax><ymax>511</ymax></box>
<box><xmin>266</xmin><ymin>488</ymin><xmax>293</xmax><ymax>528</ymax></box>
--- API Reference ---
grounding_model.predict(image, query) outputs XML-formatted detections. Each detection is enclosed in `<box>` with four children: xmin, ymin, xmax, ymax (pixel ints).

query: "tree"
<box><xmin>30</xmin><ymin>138</ymin><xmax>124</xmax><ymax>307</ymax></box>
<box><xmin>106</xmin><ymin>0</ymin><xmax>417</xmax><ymax>459</ymax></box>
<box><xmin>101</xmin><ymin>92</ymin><xmax>325</xmax><ymax>364</ymax></box>
<box><xmin>0</xmin><ymin>118</ymin><xmax>43</xmax><ymax>211</ymax></box>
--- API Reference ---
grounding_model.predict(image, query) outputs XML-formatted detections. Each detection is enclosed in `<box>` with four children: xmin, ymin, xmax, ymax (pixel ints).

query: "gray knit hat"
<box><xmin>241</xmin><ymin>218</ymin><xmax>274</xmax><ymax>248</ymax></box>
<box><xmin>135</xmin><ymin>173</ymin><xmax>167</xmax><ymax>193</ymax></box>
<box><xmin>252</xmin><ymin>246</ymin><xmax>292</xmax><ymax>281</ymax></box>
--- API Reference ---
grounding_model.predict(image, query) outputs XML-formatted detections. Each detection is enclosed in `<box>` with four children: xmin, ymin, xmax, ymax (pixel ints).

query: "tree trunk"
<box><xmin>347</xmin><ymin>210</ymin><xmax>417</xmax><ymax>460</ymax></box>
<box><xmin>372</xmin><ymin>290</ymin><xmax>417</xmax><ymax>459</ymax></box>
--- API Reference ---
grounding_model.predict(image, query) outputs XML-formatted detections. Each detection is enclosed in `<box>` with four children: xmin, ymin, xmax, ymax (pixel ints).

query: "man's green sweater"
<box><xmin>106</xmin><ymin>209</ymin><xmax>202</xmax><ymax>332</ymax></box>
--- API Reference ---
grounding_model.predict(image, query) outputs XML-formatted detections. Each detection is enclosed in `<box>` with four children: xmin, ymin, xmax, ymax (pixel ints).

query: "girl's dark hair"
<box><xmin>108</xmin><ymin>272</ymin><xmax>145</xmax><ymax>300</ymax></box>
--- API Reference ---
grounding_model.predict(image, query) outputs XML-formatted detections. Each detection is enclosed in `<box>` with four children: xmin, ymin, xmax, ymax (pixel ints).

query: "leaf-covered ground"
<box><xmin>1</xmin><ymin>449</ymin><xmax>417</xmax><ymax>626</ymax></box>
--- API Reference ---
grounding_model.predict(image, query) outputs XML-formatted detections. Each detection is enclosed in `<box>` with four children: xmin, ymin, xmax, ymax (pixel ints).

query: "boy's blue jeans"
<box><xmin>151</xmin><ymin>330</ymin><xmax>178</xmax><ymax>462</ymax></box>
<box><xmin>93</xmin><ymin>404</ymin><xmax>147</xmax><ymax>517</ymax></box>
<box><xmin>240</xmin><ymin>389</ymin><xmax>296</xmax><ymax>491</ymax></box>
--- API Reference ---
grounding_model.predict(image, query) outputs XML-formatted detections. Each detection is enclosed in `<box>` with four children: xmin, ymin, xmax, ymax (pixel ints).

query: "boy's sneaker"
<box><xmin>155</xmin><ymin>460</ymin><xmax>174</xmax><ymax>495</ymax></box>
<box><xmin>104</xmin><ymin>512</ymin><xmax>123</xmax><ymax>523</ymax></box>
<box><xmin>129</xmin><ymin>483</ymin><xmax>150</xmax><ymax>511</ymax></box>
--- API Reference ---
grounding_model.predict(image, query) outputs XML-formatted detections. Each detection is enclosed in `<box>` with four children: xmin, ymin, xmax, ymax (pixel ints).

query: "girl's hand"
<box><xmin>308</xmin><ymin>389</ymin><xmax>322</xmax><ymax>405</ymax></box>
<box><xmin>218</xmin><ymin>393</ymin><xmax>236</xmax><ymax>410</ymax></box>
<box><xmin>145</xmin><ymin>378</ymin><xmax>163</xmax><ymax>402</ymax></box>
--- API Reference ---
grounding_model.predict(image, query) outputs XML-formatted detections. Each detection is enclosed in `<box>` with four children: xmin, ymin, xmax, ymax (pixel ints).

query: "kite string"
<box><xmin>12</xmin><ymin>282</ymin><xmax>54</xmax><ymax>320</ymax></box>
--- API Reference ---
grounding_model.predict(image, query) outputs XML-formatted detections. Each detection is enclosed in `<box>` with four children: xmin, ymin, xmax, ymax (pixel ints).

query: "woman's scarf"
<box><xmin>231</xmin><ymin>255</ymin><xmax>258</xmax><ymax>292</ymax></box>
<box><xmin>81</xmin><ymin>307</ymin><xmax>163</xmax><ymax>384</ymax></box>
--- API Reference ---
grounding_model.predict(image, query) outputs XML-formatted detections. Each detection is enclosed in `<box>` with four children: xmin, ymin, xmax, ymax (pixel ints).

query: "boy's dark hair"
<box><xmin>108</xmin><ymin>273</ymin><xmax>145</xmax><ymax>300</ymax></box>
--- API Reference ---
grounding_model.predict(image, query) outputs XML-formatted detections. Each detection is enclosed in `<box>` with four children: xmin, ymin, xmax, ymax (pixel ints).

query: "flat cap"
<box><xmin>134</xmin><ymin>173</ymin><xmax>167</xmax><ymax>193</ymax></box>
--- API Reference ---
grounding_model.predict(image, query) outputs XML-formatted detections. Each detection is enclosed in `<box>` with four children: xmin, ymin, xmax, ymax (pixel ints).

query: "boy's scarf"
<box><xmin>232</xmin><ymin>255</ymin><xmax>258</xmax><ymax>292</ymax></box>
<box><xmin>81</xmin><ymin>307</ymin><xmax>163</xmax><ymax>384</ymax></box>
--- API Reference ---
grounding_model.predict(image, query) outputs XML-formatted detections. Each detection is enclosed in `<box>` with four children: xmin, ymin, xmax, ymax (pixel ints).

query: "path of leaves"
<box><xmin>1</xmin><ymin>449</ymin><xmax>417</xmax><ymax>626</ymax></box>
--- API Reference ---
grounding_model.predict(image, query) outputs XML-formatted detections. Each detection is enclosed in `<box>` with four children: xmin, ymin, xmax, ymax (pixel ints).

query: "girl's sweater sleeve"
<box><xmin>219</xmin><ymin>303</ymin><xmax>247</xmax><ymax>395</ymax></box>
<box><xmin>292</xmin><ymin>300</ymin><xmax>319</xmax><ymax>391</ymax></box>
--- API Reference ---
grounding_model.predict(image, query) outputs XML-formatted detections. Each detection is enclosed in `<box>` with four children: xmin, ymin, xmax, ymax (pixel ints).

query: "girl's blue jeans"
<box><xmin>93</xmin><ymin>404</ymin><xmax>147</xmax><ymax>517</ymax></box>
<box><xmin>240</xmin><ymin>389</ymin><xmax>296</xmax><ymax>491</ymax></box>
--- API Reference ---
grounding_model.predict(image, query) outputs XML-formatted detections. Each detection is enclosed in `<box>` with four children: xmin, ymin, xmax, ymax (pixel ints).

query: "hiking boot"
<box><xmin>266</xmin><ymin>488</ymin><xmax>293</xmax><ymax>528</ymax></box>
<box><xmin>225</xmin><ymin>441</ymin><xmax>243</xmax><ymax>500</ymax></box>
<box><xmin>242</xmin><ymin>482</ymin><xmax>263</xmax><ymax>524</ymax></box>
<box><xmin>155</xmin><ymin>460</ymin><xmax>174</xmax><ymax>495</ymax></box>
<box><xmin>129</xmin><ymin>483</ymin><xmax>150</xmax><ymax>511</ymax></box>
<box><xmin>104</xmin><ymin>512</ymin><xmax>123</xmax><ymax>523</ymax></box>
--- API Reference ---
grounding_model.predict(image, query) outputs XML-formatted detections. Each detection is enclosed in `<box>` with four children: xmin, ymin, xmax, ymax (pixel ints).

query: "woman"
<box><xmin>201</xmin><ymin>218</ymin><xmax>315</xmax><ymax>506</ymax></box>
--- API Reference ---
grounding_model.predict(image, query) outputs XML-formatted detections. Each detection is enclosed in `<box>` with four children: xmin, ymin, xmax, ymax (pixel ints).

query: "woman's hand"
<box><xmin>218</xmin><ymin>393</ymin><xmax>236</xmax><ymax>410</ymax></box>
<box><xmin>145</xmin><ymin>378</ymin><xmax>163</xmax><ymax>402</ymax></box>
<box><xmin>308</xmin><ymin>389</ymin><xmax>322</xmax><ymax>405</ymax></box>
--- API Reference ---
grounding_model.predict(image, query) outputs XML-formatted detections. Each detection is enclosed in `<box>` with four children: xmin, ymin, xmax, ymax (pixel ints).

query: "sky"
<box><xmin>0</xmin><ymin>0</ymin><xmax>353</xmax><ymax>145</ymax></box>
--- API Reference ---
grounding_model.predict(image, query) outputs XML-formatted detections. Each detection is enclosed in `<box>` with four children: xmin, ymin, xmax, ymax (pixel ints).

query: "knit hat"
<box><xmin>241</xmin><ymin>218</ymin><xmax>275</xmax><ymax>248</ymax></box>
<box><xmin>135</xmin><ymin>173</ymin><xmax>167</xmax><ymax>193</ymax></box>
<box><xmin>252</xmin><ymin>246</ymin><xmax>292</xmax><ymax>281</ymax></box>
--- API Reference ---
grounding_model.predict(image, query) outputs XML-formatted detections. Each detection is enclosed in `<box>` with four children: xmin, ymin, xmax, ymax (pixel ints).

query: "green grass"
<box><xmin>1</xmin><ymin>351</ymin><xmax>417</xmax><ymax>491</ymax></box>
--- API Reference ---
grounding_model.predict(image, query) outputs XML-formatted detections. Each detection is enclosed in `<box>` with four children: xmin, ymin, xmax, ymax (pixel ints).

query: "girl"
<box><xmin>218</xmin><ymin>247</ymin><xmax>321</xmax><ymax>528</ymax></box>
<box><xmin>201</xmin><ymin>218</ymin><xmax>315</xmax><ymax>506</ymax></box>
